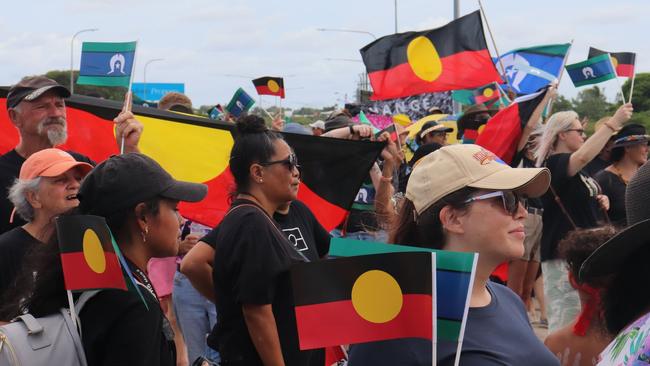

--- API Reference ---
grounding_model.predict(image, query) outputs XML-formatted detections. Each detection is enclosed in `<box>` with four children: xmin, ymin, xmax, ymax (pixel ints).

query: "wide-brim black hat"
<box><xmin>611</xmin><ymin>123</ymin><xmax>649</xmax><ymax>148</ymax></box>
<box><xmin>580</xmin><ymin>160</ymin><xmax>650</xmax><ymax>281</ymax></box>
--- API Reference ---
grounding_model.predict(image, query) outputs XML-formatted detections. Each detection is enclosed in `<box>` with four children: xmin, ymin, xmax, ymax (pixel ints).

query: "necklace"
<box><xmin>608</xmin><ymin>165</ymin><xmax>630</xmax><ymax>185</ymax></box>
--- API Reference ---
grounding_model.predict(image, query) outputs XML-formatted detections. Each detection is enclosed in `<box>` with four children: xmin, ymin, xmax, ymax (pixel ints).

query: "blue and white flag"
<box><xmin>495</xmin><ymin>43</ymin><xmax>571</xmax><ymax>95</ymax></box>
<box><xmin>77</xmin><ymin>41</ymin><xmax>137</xmax><ymax>88</ymax></box>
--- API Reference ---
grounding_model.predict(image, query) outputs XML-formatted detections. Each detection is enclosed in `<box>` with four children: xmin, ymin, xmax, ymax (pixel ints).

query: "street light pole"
<box><xmin>317</xmin><ymin>28</ymin><xmax>377</xmax><ymax>40</ymax></box>
<box><xmin>143</xmin><ymin>58</ymin><xmax>164</xmax><ymax>102</ymax></box>
<box><xmin>70</xmin><ymin>28</ymin><xmax>98</xmax><ymax>94</ymax></box>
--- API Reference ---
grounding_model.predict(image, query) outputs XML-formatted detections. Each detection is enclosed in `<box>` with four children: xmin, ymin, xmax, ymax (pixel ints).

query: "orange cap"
<box><xmin>19</xmin><ymin>148</ymin><xmax>93</xmax><ymax>180</ymax></box>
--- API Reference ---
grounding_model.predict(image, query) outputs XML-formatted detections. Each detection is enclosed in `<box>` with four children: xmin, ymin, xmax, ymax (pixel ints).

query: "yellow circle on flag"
<box><xmin>483</xmin><ymin>88</ymin><xmax>494</xmax><ymax>98</ymax></box>
<box><xmin>611</xmin><ymin>56</ymin><xmax>619</xmax><ymax>69</ymax></box>
<box><xmin>351</xmin><ymin>270</ymin><xmax>403</xmax><ymax>323</ymax></box>
<box><xmin>82</xmin><ymin>229</ymin><xmax>106</xmax><ymax>274</ymax></box>
<box><xmin>267</xmin><ymin>80</ymin><xmax>280</xmax><ymax>93</ymax></box>
<box><xmin>407</xmin><ymin>36</ymin><xmax>443</xmax><ymax>82</ymax></box>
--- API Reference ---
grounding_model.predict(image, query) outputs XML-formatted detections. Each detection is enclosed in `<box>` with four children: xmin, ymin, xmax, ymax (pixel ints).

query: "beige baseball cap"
<box><xmin>406</xmin><ymin>144</ymin><xmax>550</xmax><ymax>215</ymax></box>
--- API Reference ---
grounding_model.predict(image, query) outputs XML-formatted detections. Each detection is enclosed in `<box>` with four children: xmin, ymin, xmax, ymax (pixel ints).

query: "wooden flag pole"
<box><xmin>478</xmin><ymin>0</ymin><xmax>513</xmax><ymax>93</ymax></box>
<box><xmin>120</xmin><ymin>40</ymin><xmax>138</xmax><ymax>154</ymax></box>
<box><xmin>67</xmin><ymin>290</ymin><xmax>79</xmax><ymax>330</ymax></box>
<box><xmin>608</xmin><ymin>53</ymin><xmax>627</xmax><ymax>105</ymax></box>
<box><xmin>628</xmin><ymin>72</ymin><xmax>636</xmax><ymax>104</ymax></box>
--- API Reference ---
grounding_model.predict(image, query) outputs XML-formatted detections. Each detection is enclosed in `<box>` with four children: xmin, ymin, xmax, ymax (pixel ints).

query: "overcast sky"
<box><xmin>1</xmin><ymin>0</ymin><xmax>645</xmax><ymax>109</ymax></box>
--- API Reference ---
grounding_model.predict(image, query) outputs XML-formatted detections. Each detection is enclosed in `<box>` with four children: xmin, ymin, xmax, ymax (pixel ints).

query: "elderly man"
<box><xmin>0</xmin><ymin>76</ymin><xmax>143</xmax><ymax>233</ymax></box>
<box><xmin>0</xmin><ymin>148</ymin><xmax>92</xmax><ymax>299</ymax></box>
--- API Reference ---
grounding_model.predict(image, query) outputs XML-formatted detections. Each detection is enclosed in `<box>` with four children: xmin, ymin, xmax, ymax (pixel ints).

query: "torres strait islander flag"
<box><xmin>0</xmin><ymin>89</ymin><xmax>383</xmax><ymax>230</ymax></box>
<box><xmin>588</xmin><ymin>47</ymin><xmax>636</xmax><ymax>77</ymax></box>
<box><xmin>252</xmin><ymin>76</ymin><xmax>285</xmax><ymax>98</ymax></box>
<box><xmin>475</xmin><ymin>87</ymin><xmax>549</xmax><ymax>164</ymax></box>
<box><xmin>55</xmin><ymin>215</ymin><xmax>126</xmax><ymax>291</ymax></box>
<box><xmin>360</xmin><ymin>10</ymin><xmax>501</xmax><ymax>100</ymax></box>
<box><xmin>291</xmin><ymin>252</ymin><xmax>436</xmax><ymax>353</ymax></box>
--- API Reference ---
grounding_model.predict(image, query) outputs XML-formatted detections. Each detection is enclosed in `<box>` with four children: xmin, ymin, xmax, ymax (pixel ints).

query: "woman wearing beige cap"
<box><xmin>0</xmin><ymin>148</ymin><xmax>92</xmax><ymax>300</ymax></box>
<box><xmin>349</xmin><ymin>144</ymin><xmax>557</xmax><ymax>365</ymax></box>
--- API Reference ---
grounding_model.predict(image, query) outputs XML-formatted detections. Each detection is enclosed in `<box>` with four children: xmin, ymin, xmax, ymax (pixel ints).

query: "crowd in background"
<box><xmin>1</xmin><ymin>75</ymin><xmax>650</xmax><ymax>366</ymax></box>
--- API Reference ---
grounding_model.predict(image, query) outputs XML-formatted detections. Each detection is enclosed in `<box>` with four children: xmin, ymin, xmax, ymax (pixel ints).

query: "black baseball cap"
<box><xmin>78</xmin><ymin>153</ymin><xmax>207</xmax><ymax>216</ymax></box>
<box><xmin>7</xmin><ymin>76</ymin><xmax>71</xmax><ymax>109</ymax></box>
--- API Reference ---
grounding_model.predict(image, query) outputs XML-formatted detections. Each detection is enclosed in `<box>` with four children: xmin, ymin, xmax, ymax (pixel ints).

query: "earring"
<box><xmin>259</xmin><ymin>179</ymin><xmax>264</xmax><ymax>183</ymax></box>
<box><xmin>141</xmin><ymin>226</ymin><xmax>149</xmax><ymax>243</ymax></box>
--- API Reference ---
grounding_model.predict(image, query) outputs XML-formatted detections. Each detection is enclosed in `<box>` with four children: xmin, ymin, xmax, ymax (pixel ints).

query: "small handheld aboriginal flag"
<box><xmin>252</xmin><ymin>76</ymin><xmax>285</xmax><ymax>98</ymax></box>
<box><xmin>56</xmin><ymin>215</ymin><xmax>127</xmax><ymax>291</ymax></box>
<box><xmin>588</xmin><ymin>47</ymin><xmax>636</xmax><ymax>78</ymax></box>
<box><xmin>291</xmin><ymin>252</ymin><xmax>436</xmax><ymax>351</ymax></box>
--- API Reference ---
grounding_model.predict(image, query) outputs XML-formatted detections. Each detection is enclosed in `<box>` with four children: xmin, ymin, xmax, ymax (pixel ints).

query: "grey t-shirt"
<box><xmin>348</xmin><ymin>281</ymin><xmax>559</xmax><ymax>366</ymax></box>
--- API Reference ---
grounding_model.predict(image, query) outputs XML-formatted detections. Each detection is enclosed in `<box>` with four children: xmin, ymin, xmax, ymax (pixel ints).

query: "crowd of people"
<box><xmin>0</xmin><ymin>74</ymin><xmax>649</xmax><ymax>366</ymax></box>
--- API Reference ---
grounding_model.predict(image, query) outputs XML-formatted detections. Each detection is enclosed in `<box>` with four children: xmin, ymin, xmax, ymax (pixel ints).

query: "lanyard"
<box><xmin>125</xmin><ymin>258</ymin><xmax>158</xmax><ymax>300</ymax></box>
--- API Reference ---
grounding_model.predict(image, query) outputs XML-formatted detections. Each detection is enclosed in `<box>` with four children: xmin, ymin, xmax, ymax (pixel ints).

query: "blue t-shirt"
<box><xmin>348</xmin><ymin>282</ymin><xmax>559</xmax><ymax>366</ymax></box>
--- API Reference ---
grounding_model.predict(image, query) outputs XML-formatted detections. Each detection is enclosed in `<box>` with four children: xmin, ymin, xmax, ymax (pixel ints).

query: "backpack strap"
<box><xmin>71</xmin><ymin>290</ymin><xmax>101</xmax><ymax>339</ymax></box>
<box><xmin>14</xmin><ymin>314</ymin><xmax>43</xmax><ymax>335</ymax></box>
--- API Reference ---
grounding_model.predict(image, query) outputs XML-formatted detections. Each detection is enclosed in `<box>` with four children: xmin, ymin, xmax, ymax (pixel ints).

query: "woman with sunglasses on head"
<box><xmin>349</xmin><ymin>144</ymin><xmax>556</xmax><ymax>365</ymax></box>
<box><xmin>210</xmin><ymin>115</ymin><xmax>310</xmax><ymax>366</ymax></box>
<box><xmin>533</xmin><ymin>104</ymin><xmax>632</xmax><ymax>333</ymax></box>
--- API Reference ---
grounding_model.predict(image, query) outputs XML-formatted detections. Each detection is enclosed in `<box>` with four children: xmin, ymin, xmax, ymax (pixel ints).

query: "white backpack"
<box><xmin>0</xmin><ymin>290</ymin><xmax>99</xmax><ymax>366</ymax></box>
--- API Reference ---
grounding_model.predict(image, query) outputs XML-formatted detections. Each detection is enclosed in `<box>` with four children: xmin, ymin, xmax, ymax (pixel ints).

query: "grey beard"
<box><xmin>46</xmin><ymin>128</ymin><xmax>67</xmax><ymax>146</ymax></box>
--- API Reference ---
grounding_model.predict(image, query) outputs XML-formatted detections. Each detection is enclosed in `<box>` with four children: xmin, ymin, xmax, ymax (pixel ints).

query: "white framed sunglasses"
<box><xmin>463</xmin><ymin>191</ymin><xmax>527</xmax><ymax>216</ymax></box>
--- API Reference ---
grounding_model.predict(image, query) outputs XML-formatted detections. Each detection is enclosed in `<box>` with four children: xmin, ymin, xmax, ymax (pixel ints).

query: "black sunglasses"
<box><xmin>260</xmin><ymin>153</ymin><xmax>300</xmax><ymax>171</ymax></box>
<box><xmin>464</xmin><ymin>191</ymin><xmax>527</xmax><ymax>216</ymax></box>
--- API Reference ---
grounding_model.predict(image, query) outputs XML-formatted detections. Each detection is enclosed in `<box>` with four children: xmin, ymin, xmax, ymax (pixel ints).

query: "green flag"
<box><xmin>77</xmin><ymin>41</ymin><xmax>137</xmax><ymax>87</ymax></box>
<box><xmin>566</xmin><ymin>54</ymin><xmax>617</xmax><ymax>87</ymax></box>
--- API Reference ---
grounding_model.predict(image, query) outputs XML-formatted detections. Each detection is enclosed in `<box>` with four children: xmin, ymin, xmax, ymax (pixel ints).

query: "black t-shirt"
<box><xmin>208</xmin><ymin>199</ymin><xmax>313</xmax><ymax>365</ymax></box>
<box><xmin>0</xmin><ymin>227</ymin><xmax>39</xmax><ymax>300</ymax></box>
<box><xmin>80</xmin><ymin>261</ymin><xmax>176</xmax><ymax>366</ymax></box>
<box><xmin>594</xmin><ymin>169</ymin><xmax>627</xmax><ymax>226</ymax></box>
<box><xmin>584</xmin><ymin>156</ymin><xmax>609</xmax><ymax>177</ymax></box>
<box><xmin>540</xmin><ymin>153</ymin><xmax>602</xmax><ymax>261</ymax></box>
<box><xmin>0</xmin><ymin>149</ymin><xmax>94</xmax><ymax>234</ymax></box>
<box><xmin>202</xmin><ymin>200</ymin><xmax>330</xmax><ymax>261</ymax></box>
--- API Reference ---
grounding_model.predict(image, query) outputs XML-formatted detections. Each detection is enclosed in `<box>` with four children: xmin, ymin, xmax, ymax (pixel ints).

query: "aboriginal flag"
<box><xmin>0</xmin><ymin>90</ymin><xmax>382</xmax><ymax>231</ymax></box>
<box><xmin>473</xmin><ymin>83</ymin><xmax>500</xmax><ymax>104</ymax></box>
<box><xmin>252</xmin><ymin>76</ymin><xmax>285</xmax><ymax>98</ymax></box>
<box><xmin>291</xmin><ymin>252</ymin><xmax>435</xmax><ymax>350</ymax></box>
<box><xmin>588</xmin><ymin>47</ymin><xmax>636</xmax><ymax>77</ymax></box>
<box><xmin>360</xmin><ymin>11</ymin><xmax>501</xmax><ymax>100</ymax></box>
<box><xmin>56</xmin><ymin>215</ymin><xmax>127</xmax><ymax>291</ymax></box>
<box><xmin>476</xmin><ymin>87</ymin><xmax>549</xmax><ymax>164</ymax></box>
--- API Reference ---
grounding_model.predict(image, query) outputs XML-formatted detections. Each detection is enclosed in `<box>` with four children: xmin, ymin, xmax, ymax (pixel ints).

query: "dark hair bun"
<box><xmin>236</xmin><ymin>115</ymin><xmax>268</xmax><ymax>135</ymax></box>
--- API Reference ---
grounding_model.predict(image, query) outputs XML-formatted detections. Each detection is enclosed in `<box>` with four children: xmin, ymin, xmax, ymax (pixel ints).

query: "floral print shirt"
<box><xmin>599</xmin><ymin>312</ymin><xmax>650</xmax><ymax>365</ymax></box>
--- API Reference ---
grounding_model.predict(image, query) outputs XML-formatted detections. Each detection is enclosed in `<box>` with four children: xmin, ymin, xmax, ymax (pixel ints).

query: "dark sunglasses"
<box><xmin>260</xmin><ymin>153</ymin><xmax>300</xmax><ymax>171</ymax></box>
<box><xmin>463</xmin><ymin>190</ymin><xmax>527</xmax><ymax>216</ymax></box>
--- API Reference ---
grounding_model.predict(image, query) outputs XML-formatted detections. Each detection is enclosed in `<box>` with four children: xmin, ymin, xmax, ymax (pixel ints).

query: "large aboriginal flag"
<box><xmin>360</xmin><ymin>10</ymin><xmax>501</xmax><ymax>101</ymax></box>
<box><xmin>476</xmin><ymin>87</ymin><xmax>549</xmax><ymax>164</ymax></box>
<box><xmin>252</xmin><ymin>76</ymin><xmax>285</xmax><ymax>98</ymax></box>
<box><xmin>0</xmin><ymin>90</ymin><xmax>382</xmax><ymax>230</ymax></box>
<box><xmin>291</xmin><ymin>252</ymin><xmax>435</xmax><ymax>351</ymax></box>
<box><xmin>588</xmin><ymin>47</ymin><xmax>636</xmax><ymax>77</ymax></box>
<box><xmin>55</xmin><ymin>215</ymin><xmax>127</xmax><ymax>291</ymax></box>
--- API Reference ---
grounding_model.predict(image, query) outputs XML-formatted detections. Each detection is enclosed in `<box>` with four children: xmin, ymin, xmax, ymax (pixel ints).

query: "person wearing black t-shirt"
<box><xmin>533</xmin><ymin>104</ymin><xmax>632</xmax><ymax>332</ymax></box>
<box><xmin>206</xmin><ymin>115</ymin><xmax>313</xmax><ymax>366</ymax></box>
<box><xmin>0</xmin><ymin>75</ymin><xmax>143</xmax><ymax>234</ymax></box>
<box><xmin>0</xmin><ymin>153</ymin><xmax>207</xmax><ymax>365</ymax></box>
<box><xmin>594</xmin><ymin>124</ymin><xmax>649</xmax><ymax>226</ymax></box>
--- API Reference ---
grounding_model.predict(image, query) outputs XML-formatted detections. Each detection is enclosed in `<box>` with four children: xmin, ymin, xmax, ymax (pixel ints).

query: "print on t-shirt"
<box><xmin>282</xmin><ymin>227</ymin><xmax>308</xmax><ymax>252</ymax></box>
<box><xmin>579</xmin><ymin>173</ymin><xmax>601</xmax><ymax>197</ymax></box>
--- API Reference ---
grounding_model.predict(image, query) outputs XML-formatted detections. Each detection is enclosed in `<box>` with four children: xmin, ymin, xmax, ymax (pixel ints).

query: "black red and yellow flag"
<box><xmin>475</xmin><ymin>87</ymin><xmax>549</xmax><ymax>164</ymax></box>
<box><xmin>55</xmin><ymin>215</ymin><xmax>126</xmax><ymax>291</ymax></box>
<box><xmin>473</xmin><ymin>83</ymin><xmax>500</xmax><ymax>104</ymax></box>
<box><xmin>252</xmin><ymin>76</ymin><xmax>285</xmax><ymax>98</ymax></box>
<box><xmin>588</xmin><ymin>47</ymin><xmax>636</xmax><ymax>77</ymax></box>
<box><xmin>360</xmin><ymin>11</ymin><xmax>501</xmax><ymax>101</ymax></box>
<box><xmin>291</xmin><ymin>252</ymin><xmax>434</xmax><ymax>350</ymax></box>
<box><xmin>0</xmin><ymin>90</ymin><xmax>382</xmax><ymax>230</ymax></box>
